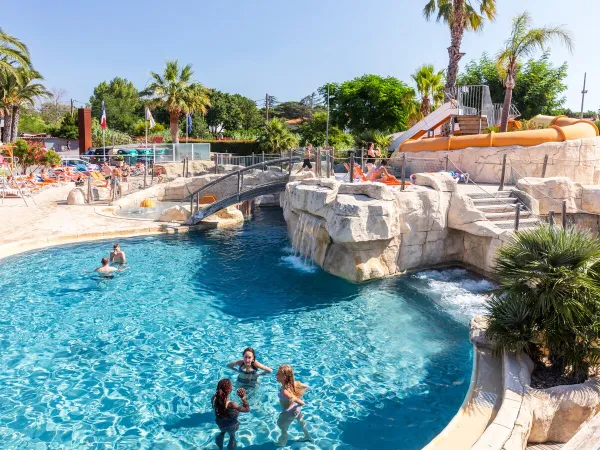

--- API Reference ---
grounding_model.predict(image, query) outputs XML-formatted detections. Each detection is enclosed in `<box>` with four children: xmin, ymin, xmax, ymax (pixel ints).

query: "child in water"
<box><xmin>227</xmin><ymin>347</ymin><xmax>272</xmax><ymax>385</ymax></box>
<box><xmin>276</xmin><ymin>364</ymin><xmax>312</xmax><ymax>446</ymax></box>
<box><xmin>212</xmin><ymin>379</ymin><xmax>250</xmax><ymax>450</ymax></box>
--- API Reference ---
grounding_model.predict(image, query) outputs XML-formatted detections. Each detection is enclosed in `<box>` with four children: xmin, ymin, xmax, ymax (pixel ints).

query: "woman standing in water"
<box><xmin>212</xmin><ymin>379</ymin><xmax>250</xmax><ymax>450</ymax></box>
<box><xmin>276</xmin><ymin>364</ymin><xmax>312</xmax><ymax>446</ymax></box>
<box><xmin>227</xmin><ymin>347</ymin><xmax>272</xmax><ymax>385</ymax></box>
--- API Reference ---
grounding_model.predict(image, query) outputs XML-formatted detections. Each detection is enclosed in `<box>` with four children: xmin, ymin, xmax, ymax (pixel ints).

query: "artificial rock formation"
<box><xmin>158</xmin><ymin>205</ymin><xmax>191</xmax><ymax>222</ymax></box>
<box><xmin>66</xmin><ymin>188</ymin><xmax>86</xmax><ymax>205</ymax></box>
<box><xmin>391</xmin><ymin>137</ymin><xmax>600</xmax><ymax>185</ymax></box>
<box><xmin>281</xmin><ymin>173</ymin><xmax>509</xmax><ymax>281</ymax></box>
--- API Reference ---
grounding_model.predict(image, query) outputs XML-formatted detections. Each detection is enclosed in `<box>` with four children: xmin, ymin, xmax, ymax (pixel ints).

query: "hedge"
<box><xmin>184</xmin><ymin>140</ymin><xmax>260</xmax><ymax>156</ymax></box>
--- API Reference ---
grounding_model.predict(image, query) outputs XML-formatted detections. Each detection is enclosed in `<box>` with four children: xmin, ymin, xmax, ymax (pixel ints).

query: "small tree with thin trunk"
<box><xmin>411</xmin><ymin>65</ymin><xmax>445</xmax><ymax>118</ymax></box>
<box><xmin>496</xmin><ymin>12</ymin><xmax>573</xmax><ymax>132</ymax></box>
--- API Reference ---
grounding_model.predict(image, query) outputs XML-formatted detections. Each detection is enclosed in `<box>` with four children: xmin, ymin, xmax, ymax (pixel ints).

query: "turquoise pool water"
<box><xmin>0</xmin><ymin>208</ymin><xmax>492</xmax><ymax>449</ymax></box>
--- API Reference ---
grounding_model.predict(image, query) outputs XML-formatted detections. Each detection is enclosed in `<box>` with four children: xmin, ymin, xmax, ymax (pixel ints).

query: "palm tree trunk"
<box><xmin>441</xmin><ymin>0</ymin><xmax>466</xmax><ymax>136</ymax></box>
<box><xmin>445</xmin><ymin>0</ymin><xmax>466</xmax><ymax>92</ymax></box>
<box><xmin>421</xmin><ymin>97</ymin><xmax>431</xmax><ymax>117</ymax></box>
<box><xmin>2</xmin><ymin>108</ymin><xmax>12</xmax><ymax>144</ymax></box>
<box><xmin>169</xmin><ymin>112</ymin><xmax>180</xmax><ymax>143</ymax></box>
<box><xmin>10</xmin><ymin>105</ymin><xmax>20</xmax><ymax>142</ymax></box>
<box><xmin>500</xmin><ymin>87</ymin><xmax>513</xmax><ymax>132</ymax></box>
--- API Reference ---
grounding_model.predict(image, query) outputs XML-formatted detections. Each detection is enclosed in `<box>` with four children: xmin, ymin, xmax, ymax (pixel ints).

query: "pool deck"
<box><xmin>0</xmin><ymin>185</ymin><xmax>170</xmax><ymax>260</ymax></box>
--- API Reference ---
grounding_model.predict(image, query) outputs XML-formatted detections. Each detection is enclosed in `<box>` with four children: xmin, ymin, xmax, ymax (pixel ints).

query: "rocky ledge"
<box><xmin>281</xmin><ymin>173</ymin><xmax>514</xmax><ymax>282</ymax></box>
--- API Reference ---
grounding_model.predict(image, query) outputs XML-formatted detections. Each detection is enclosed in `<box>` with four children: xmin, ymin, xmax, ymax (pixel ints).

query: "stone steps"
<box><xmin>485</xmin><ymin>210</ymin><xmax>531</xmax><ymax>221</ymax></box>
<box><xmin>468</xmin><ymin>190</ymin><xmax>513</xmax><ymax>199</ymax></box>
<box><xmin>477</xmin><ymin>204</ymin><xmax>521</xmax><ymax>213</ymax></box>
<box><xmin>456</xmin><ymin>115</ymin><xmax>489</xmax><ymax>135</ymax></box>
<box><xmin>472</xmin><ymin>197</ymin><xmax>519</xmax><ymax>206</ymax></box>
<box><xmin>494</xmin><ymin>218</ymin><xmax>540</xmax><ymax>229</ymax></box>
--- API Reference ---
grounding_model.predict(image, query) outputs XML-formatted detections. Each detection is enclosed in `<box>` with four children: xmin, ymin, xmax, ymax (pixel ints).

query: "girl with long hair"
<box><xmin>276</xmin><ymin>364</ymin><xmax>312</xmax><ymax>446</ymax></box>
<box><xmin>211</xmin><ymin>378</ymin><xmax>250</xmax><ymax>450</ymax></box>
<box><xmin>227</xmin><ymin>347</ymin><xmax>272</xmax><ymax>384</ymax></box>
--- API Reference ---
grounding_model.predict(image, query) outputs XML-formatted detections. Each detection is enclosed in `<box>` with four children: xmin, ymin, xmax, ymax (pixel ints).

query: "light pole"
<box><xmin>580</xmin><ymin>72</ymin><xmax>588</xmax><ymax>119</ymax></box>
<box><xmin>325</xmin><ymin>84</ymin><xmax>330</xmax><ymax>148</ymax></box>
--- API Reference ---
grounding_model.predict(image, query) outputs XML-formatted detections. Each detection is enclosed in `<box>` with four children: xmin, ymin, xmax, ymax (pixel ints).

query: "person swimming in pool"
<box><xmin>95</xmin><ymin>257</ymin><xmax>117</xmax><ymax>276</ymax></box>
<box><xmin>212</xmin><ymin>379</ymin><xmax>250</xmax><ymax>450</ymax></box>
<box><xmin>227</xmin><ymin>347</ymin><xmax>272</xmax><ymax>384</ymax></box>
<box><xmin>109</xmin><ymin>243</ymin><xmax>127</xmax><ymax>264</ymax></box>
<box><xmin>276</xmin><ymin>364</ymin><xmax>312</xmax><ymax>446</ymax></box>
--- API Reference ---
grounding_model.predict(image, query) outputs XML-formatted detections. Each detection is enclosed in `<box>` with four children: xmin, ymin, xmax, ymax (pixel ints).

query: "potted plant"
<box><xmin>112</xmin><ymin>155</ymin><xmax>125</xmax><ymax>167</ymax></box>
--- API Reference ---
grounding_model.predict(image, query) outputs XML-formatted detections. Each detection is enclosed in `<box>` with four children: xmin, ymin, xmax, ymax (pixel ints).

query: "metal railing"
<box><xmin>447</xmin><ymin>85</ymin><xmax>521</xmax><ymax>127</ymax></box>
<box><xmin>183</xmin><ymin>153</ymin><xmax>302</xmax><ymax>221</ymax></box>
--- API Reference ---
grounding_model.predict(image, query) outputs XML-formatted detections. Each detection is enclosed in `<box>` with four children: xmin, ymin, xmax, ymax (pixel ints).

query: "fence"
<box><xmin>91</xmin><ymin>143</ymin><xmax>211</xmax><ymax>166</ymax></box>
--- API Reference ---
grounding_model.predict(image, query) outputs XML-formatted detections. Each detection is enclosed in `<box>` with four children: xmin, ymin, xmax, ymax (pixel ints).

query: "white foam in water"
<box><xmin>280</xmin><ymin>255</ymin><xmax>318</xmax><ymax>273</ymax></box>
<box><xmin>411</xmin><ymin>269</ymin><xmax>494</xmax><ymax>322</ymax></box>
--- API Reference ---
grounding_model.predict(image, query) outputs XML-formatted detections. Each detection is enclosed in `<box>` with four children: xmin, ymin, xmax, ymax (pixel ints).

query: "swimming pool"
<box><xmin>0</xmin><ymin>208</ymin><xmax>492</xmax><ymax>449</ymax></box>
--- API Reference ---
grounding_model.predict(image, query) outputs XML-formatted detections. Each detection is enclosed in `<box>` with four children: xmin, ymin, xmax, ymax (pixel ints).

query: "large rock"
<box><xmin>67</xmin><ymin>188</ymin><xmax>86</xmax><ymax>205</ymax></box>
<box><xmin>528</xmin><ymin>377</ymin><xmax>600</xmax><ymax>443</ymax></box>
<box><xmin>158</xmin><ymin>205</ymin><xmax>191</xmax><ymax>222</ymax></box>
<box><xmin>581</xmin><ymin>185</ymin><xmax>600</xmax><ymax>214</ymax></box>
<box><xmin>515</xmin><ymin>177</ymin><xmax>582</xmax><ymax>215</ymax></box>
<box><xmin>413</xmin><ymin>172</ymin><xmax>457</xmax><ymax>192</ymax></box>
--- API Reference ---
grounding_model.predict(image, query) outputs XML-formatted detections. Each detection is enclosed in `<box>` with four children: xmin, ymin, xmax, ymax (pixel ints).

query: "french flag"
<box><xmin>100</xmin><ymin>101</ymin><xmax>107</xmax><ymax>130</ymax></box>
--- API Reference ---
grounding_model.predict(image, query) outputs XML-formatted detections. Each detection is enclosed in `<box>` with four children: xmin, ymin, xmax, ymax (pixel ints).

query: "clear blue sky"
<box><xmin>4</xmin><ymin>0</ymin><xmax>600</xmax><ymax>113</ymax></box>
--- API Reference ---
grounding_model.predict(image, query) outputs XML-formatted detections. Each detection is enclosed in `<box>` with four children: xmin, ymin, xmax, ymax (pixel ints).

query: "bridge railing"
<box><xmin>184</xmin><ymin>153</ymin><xmax>303</xmax><ymax>216</ymax></box>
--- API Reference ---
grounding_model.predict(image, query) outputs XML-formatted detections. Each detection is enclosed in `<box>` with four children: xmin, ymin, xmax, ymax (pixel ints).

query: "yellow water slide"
<box><xmin>397</xmin><ymin>115</ymin><xmax>599</xmax><ymax>153</ymax></box>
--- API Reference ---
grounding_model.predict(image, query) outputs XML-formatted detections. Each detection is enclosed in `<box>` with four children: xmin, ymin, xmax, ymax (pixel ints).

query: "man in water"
<box><xmin>95</xmin><ymin>257</ymin><xmax>117</xmax><ymax>275</ymax></box>
<box><xmin>109</xmin><ymin>244</ymin><xmax>126</xmax><ymax>264</ymax></box>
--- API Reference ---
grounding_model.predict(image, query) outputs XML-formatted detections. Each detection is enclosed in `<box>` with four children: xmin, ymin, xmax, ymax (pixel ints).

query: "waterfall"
<box><xmin>292</xmin><ymin>213</ymin><xmax>324</xmax><ymax>264</ymax></box>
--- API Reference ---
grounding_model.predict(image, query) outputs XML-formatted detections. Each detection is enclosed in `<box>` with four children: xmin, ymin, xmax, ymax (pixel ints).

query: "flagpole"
<box><xmin>186</xmin><ymin>113</ymin><xmax>189</xmax><ymax>144</ymax></box>
<box><xmin>145</xmin><ymin>120</ymin><xmax>148</xmax><ymax>148</ymax></box>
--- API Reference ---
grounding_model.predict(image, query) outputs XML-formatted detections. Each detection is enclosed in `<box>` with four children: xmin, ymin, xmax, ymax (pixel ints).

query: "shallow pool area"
<box><xmin>0</xmin><ymin>208</ymin><xmax>492</xmax><ymax>449</ymax></box>
<box><xmin>113</xmin><ymin>201</ymin><xmax>182</xmax><ymax>220</ymax></box>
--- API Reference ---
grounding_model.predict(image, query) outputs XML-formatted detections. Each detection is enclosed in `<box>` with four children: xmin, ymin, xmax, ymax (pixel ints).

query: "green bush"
<box><xmin>486</xmin><ymin>225</ymin><xmax>600</xmax><ymax>382</ymax></box>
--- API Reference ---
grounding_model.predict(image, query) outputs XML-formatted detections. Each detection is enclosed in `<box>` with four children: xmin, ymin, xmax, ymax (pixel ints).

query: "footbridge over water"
<box><xmin>183</xmin><ymin>155</ymin><xmax>301</xmax><ymax>225</ymax></box>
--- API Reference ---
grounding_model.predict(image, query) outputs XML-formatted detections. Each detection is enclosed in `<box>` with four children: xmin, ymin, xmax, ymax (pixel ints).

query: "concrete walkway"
<box><xmin>0</xmin><ymin>184</ymin><xmax>168</xmax><ymax>260</ymax></box>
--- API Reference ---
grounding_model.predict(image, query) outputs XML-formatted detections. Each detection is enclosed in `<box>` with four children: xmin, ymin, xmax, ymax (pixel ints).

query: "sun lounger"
<box><xmin>199</xmin><ymin>194</ymin><xmax>216</xmax><ymax>205</ymax></box>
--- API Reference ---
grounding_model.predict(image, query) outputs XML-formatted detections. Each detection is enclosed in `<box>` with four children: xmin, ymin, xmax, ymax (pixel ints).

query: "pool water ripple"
<box><xmin>0</xmin><ymin>208</ymin><xmax>491</xmax><ymax>449</ymax></box>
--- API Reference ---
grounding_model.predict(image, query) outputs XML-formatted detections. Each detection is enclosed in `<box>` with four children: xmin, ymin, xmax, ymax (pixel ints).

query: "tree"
<box><xmin>56</xmin><ymin>112</ymin><xmax>78</xmax><ymax>139</ymax></box>
<box><xmin>298</xmin><ymin>112</ymin><xmax>354</xmax><ymax>149</ymax></box>
<box><xmin>89</xmin><ymin>77</ymin><xmax>141</xmax><ymax>134</ymax></box>
<box><xmin>496</xmin><ymin>12</ymin><xmax>573</xmax><ymax>131</ymax></box>
<box><xmin>323</xmin><ymin>75</ymin><xmax>417</xmax><ymax>133</ymax></box>
<box><xmin>411</xmin><ymin>64</ymin><xmax>445</xmax><ymax>117</ymax></box>
<box><xmin>144</xmin><ymin>60</ymin><xmax>211</xmax><ymax>143</ymax></box>
<box><xmin>0</xmin><ymin>28</ymin><xmax>30</xmax><ymax>77</ymax></box>
<box><xmin>42</xmin><ymin>149</ymin><xmax>61</xmax><ymax>167</ymax></box>
<box><xmin>459</xmin><ymin>53</ymin><xmax>569</xmax><ymax>119</ymax></box>
<box><xmin>486</xmin><ymin>225</ymin><xmax>600</xmax><ymax>382</ymax></box>
<box><xmin>0</xmin><ymin>67</ymin><xmax>50</xmax><ymax>142</ymax></box>
<box><xmin>19</xmin><ymin>107</ymin><xmax>47</xmax><ymax>134</ymax></box>
<box><xmin>205</xmin><ymin>90</ymin><xmax>243</xmax><ymax>135</ymax></box>
<box><xmin>237</xmin><ymin>96</ymin><xmax>263</xmax><ymax>130</ymax></box>
<box><xmin>423</xmin><ymin>0</ymin><xmax>496</xmax><ymax>93</ymax></box>
<box><xmin>39</xmin><ymin>90</ymin><xmax>71</xmax><ymax>128</ymax></box>
<box><xmin>257</xmin><ymin>118</ymin><xmax>298</xmax><ymax>153</ymax></box>
<box><xmin>11</xmin><ymin>139</ymin><xmax>46</xmax><ymax>173</ymax></box>
<box><xmin>272</xmin><ymin>101</ymin><xmax>311</xmax><ymax>120</ymax></box>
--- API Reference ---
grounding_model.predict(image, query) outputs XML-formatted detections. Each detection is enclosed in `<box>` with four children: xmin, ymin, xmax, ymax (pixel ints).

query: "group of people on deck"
<box><xmin>296</xmin><ymin>142</ymin><xmax>392</xmax><ymax>182</ymax></box>
<box><xmin>214</xmin><ymin>348</ymin><xmax>311</xmax><ymax>449</ymax></box>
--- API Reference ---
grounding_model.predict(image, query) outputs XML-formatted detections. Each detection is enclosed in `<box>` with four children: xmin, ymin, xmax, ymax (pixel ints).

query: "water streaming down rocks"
<box><xmin>291</xmin><ymin>212</ymin><xmax>328</xmax><ymax>266</ymax></box>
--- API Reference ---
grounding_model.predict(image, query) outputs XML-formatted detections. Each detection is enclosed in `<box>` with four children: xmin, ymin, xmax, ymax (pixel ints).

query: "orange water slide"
<box><xmin>397</xmin><ymin>115</ymin><xmax>599</xmax><ymax>153</ymax></box>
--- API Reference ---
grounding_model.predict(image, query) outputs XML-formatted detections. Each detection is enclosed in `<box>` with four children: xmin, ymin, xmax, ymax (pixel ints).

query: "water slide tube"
<box><xmin>396</xmin><ymin>115</ymin><xmax>599</xmax><ymax>153</ymax></box>
<box><xmin>389</xmin><ymin>102</ymin><xmax>458</xmax><ymax>150</ymax></box>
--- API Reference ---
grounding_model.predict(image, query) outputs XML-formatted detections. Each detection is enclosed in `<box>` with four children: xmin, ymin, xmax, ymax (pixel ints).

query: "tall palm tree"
<box><xmin>496</xmin><ymin>12</ymin><xmax>573</xmax><ymax>132</ymax></box>
<box><xmin>0</xmin><ymin>28</ymin><xmax>30</xmax><ymax>77</ymax></box>
<box><xmin>411</xmin><ymin>65</ymin><xmax>445</xmax><ymax>118</ymax></box>
<box><xmin>0</xmin><ymin>68</ymin><xmax>50</xmax><ymax>142</ymax></box>
<box><xmin>145</xmin><ymin>60</ymin><xmax>210</xmax><ymax>143</ymax></box>
<box><xmin>423</xmin><ymin>0</ymin><xmax>497</xmax><ymax>95</ymax></box>
<box><xmin>258</xmin><ymin>118</ymin><xmax>298</xmax><ymax>153</ymax></box>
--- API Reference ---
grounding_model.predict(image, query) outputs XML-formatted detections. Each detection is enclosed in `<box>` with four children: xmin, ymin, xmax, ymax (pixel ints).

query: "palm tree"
<box><xmin>411</xmin><ymin>65</ymin><xmax>445</xmax><ymax>118</ymax></box>
<box><xmin>496</xmin><ymin>12</ymin><xmax>573</xmax><ymax>132</ymax></box>
<box><xmin>486</xmin><ymin>225</ymin><xmax>600</xmax><ymax>382</ymax></box>
<box><xmin>0</xmin><ymin>68</ymin><xmax>50</xmax><ymax>143</ymax></box>
<box><xmin>258</xmin><ymin>118</ymin><xmax>298</xmax><ymax>153</ymax></box>
<box><xmin>423</xmin><ymin>0</ymin><xmax>497</xmax><ymax>95</ymax></box>
<box><xmin>145</xmin><ymin>60</ymin><xmax>210</xmax><ymax>143</ymax></box>
<box><xmin>0</xmin><ymin>28</ymin><xmax>30</xmax><ymax>78</ymax></box>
